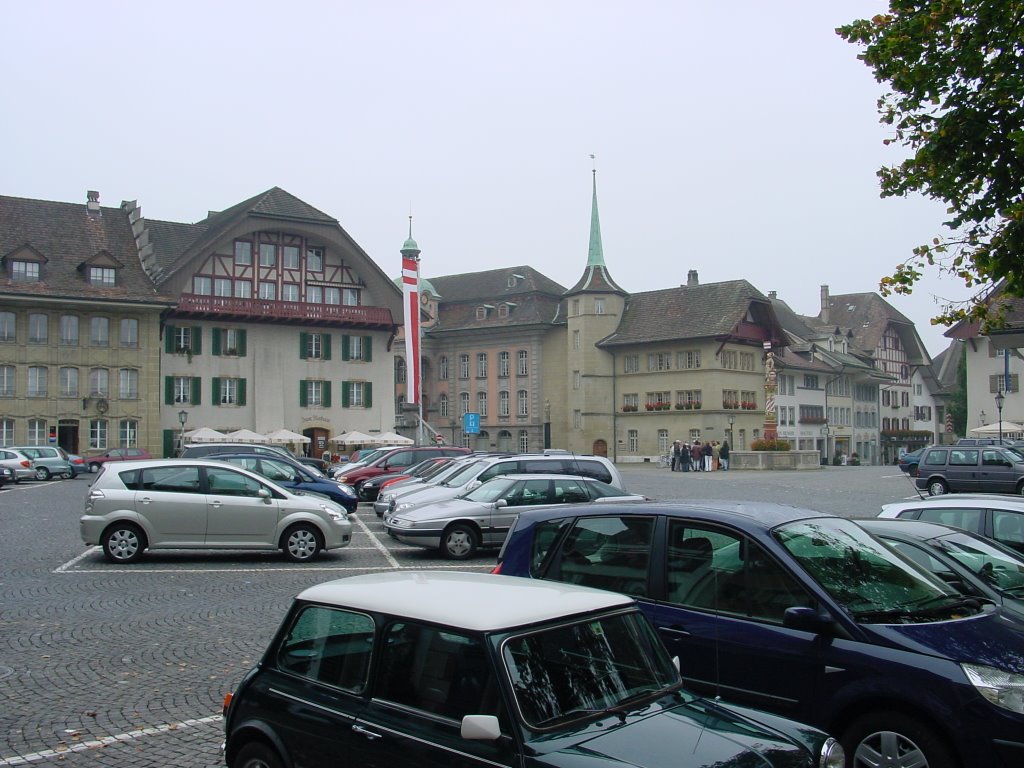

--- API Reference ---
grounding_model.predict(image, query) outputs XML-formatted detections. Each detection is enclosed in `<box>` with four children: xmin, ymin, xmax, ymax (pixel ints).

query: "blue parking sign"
<box><xmin>463</xmin><ymin>412</ymin><xmax>480</xmax><ymax>434</ymax></box>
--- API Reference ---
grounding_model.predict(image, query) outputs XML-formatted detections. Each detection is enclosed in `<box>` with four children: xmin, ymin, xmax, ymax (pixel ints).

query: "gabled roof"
<box><xmin>946</xmin><ymin>283</ymin><xmax>1024</xmax><ymax>348</ymax></box>
<box><xmin>597</xmin><ymin>279</ymin><xmax>786</xmax><ymax>347</ymax></box>
<box><xmin>424</xmin><ymin>266</ymin><xmax>566</xmax><ymax>333</ymax></box>
<box><xmin>145</xmin><ymin>187</ymin><xmax>340</xmax><ymax>285</ymax></box>
<box><xmin>0</xmin><ymin>194</ymin><xmax>172</xmax><ymax>305</ymax></box>
<box><xmin>807</xmin><ymin>291</ymin><xmax>930</xmax><ymax>364</ymax></box>
<box><xmin>932</xmin><ymin>340</ymin><xmax>964</xmax><ymax>392</ymax></box>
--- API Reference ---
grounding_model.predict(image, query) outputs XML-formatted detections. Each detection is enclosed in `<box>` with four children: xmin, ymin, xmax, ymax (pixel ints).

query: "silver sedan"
<box><xmin>383</xmin><ymin>473</ymin><xmax>647</xmax><ymax>559</ymax></box>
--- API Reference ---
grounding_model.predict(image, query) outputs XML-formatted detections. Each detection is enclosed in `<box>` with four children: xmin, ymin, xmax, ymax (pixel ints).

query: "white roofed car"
<box><xmin>385</xmin><ymin>473</ymin><xmax>647</xmax><ymax>559</ymax></box>
<box><xmin>222</xmin><ymin>571</ymin><xmax>844</xmax><ymax>768</ymax></box>
<box><xmin>878</xmin><ymin>494</ymin><xmax>1024</xmax><ymax>556</ymax></box>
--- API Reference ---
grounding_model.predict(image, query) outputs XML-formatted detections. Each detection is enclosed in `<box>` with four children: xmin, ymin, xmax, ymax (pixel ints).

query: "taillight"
<box><xmin>490</xmin><ymin>562</ymin><xmax>502</xmax><ymax>574</ymax></box>
<box><xmin>20</xmin><ymin>460</ymin><xmax>30</xmax><ymax>468</ymax></box>
<box><xmin>222</xmin><ymin>692</ymin><xmax>233</xmax><ymax>716</ymax></box>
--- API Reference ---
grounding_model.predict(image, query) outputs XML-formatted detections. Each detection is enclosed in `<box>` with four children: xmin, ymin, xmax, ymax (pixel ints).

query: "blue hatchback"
<box><xmin>495</xmin><ymin>501</ymin><xmax>1024</xmax><ymax>768</ymax></box>
<box><xmin>211</xmin><ymin>454</ymin><xmax>358</xmax><ymax>512</ymax></box>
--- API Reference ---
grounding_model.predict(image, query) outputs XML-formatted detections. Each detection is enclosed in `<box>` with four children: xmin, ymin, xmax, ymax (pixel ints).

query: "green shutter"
<box><xmin>211</xmin><ymin>328</ymin><xmax>222</xmax><ymax>356</ymax></box>
<box><xmin>342</xmin><ymin>380</ymin><xmax>351</xmax><ymax>408</ymax></box>
<box><xmin>164</xmin><ymin>327</ymin><xmax>176</xmax><ymax>353</ymax></box>
<box><xmin>164</xmin><ymin>376</ymin><xmax>174</xmax><ymax>405</ymax></box>
<box><xmin>323</xmin><ymin>333</ymin><xmax>332</xmax><ymax>360</ymax></box>
<box><xmin>211</xmin><ymin>377</ymin><xmax>221</xmax><ymax>405</ymax></box>
<box><xmin>363</xmin><ymin>336</ymin><xmax>372</xmax><ymax>362</ymax></box>
<box><xmin>237</xmin><ymin>378</ymin><xmax>247</xmax><ymax>406</ymax></box>
<box><xmin>191</xmin><ymin>327</ymin><xmax>202</xmax><ymax>355</ymax></box>
<box><xmin>323</xmin><ymin>381</ymin><xmax>332</xmax><ymax>408</ymax></box>
<box><xmin>191</xmin><ymin>377</ymin><xmax>202</xmax><ymax>405</ymax></box>
<box><xmin>238</xmin><ymin>330</ymin><xmax>247</xmax><ymax>357</ymax></box>
<box><xmin>299</xmin><ymin>332</ymin><xmax>308</xmax><ymax>359</ymax></box>
<box><xmin>341</xmin><ymin>335</ymin><xmax>350</xmax><ymax>361</ymax></box>
<box><xmin>162</xmin><ymin>429</ymin><xmax>176</xmax><ymax>458</ymax></box>
<box><xmin>300</xmin><ymin>380</ymin><xmax>308</xmax><ymax>407</ymax></box>
<box><xmin>364</xmin><ymin>382</ymin><xmax>372</xmax><ymax>408</ymax></box>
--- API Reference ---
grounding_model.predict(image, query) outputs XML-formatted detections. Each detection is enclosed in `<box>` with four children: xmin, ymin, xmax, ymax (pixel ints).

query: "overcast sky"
<box><xmin>3</xmin><ymin>1</ymin><xmax>971</xmax><ymax>357</ymax></box>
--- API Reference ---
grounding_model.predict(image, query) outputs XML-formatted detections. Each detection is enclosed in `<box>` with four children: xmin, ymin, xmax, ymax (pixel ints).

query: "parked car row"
<box><xmin>0</xmin><ymin>445</ymin><xmax>75</xmax><ymax>481</ymax></box>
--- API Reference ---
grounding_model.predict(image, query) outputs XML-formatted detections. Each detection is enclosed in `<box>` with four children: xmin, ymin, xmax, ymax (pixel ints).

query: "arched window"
<box><xmin>518</xmin><ymin>430</ymin><xmax>529</xmax><ymax>453</ymax></box>
<box><xmin>395</xmin><ymin>357</ymin><xmax>407</xmax><ymax>384</ymax></box>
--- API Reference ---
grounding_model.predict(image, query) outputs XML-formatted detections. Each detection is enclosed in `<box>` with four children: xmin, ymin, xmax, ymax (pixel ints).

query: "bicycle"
<box><xmin>657</xmin><ymin>453</ymin><xmax>671</xmax><ymax>469</ymax></box>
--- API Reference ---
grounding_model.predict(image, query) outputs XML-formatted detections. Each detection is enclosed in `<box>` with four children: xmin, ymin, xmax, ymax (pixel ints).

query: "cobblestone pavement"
<box><xmin>0</xmin><ymin>465</ymin><xmax>917</xmax><ymax>766</ymax></box>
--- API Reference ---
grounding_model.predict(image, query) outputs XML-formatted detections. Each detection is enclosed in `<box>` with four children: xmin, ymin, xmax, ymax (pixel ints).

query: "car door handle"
<box><xmin>659</xmin><ymin>624</ymin><xmax>692</xmax><ymax>637</ymax></box>
<box><xmin>210</xmin><ymin>500</ymin><xmax>222</xmax><ymax>508</ymax></box>
<box><xmin>352</xmin><ymin>724</ymin><xmax>382</xmax><ymax>741</ymax></box>
<box><xmin>139</xmin><ymin>496</ymin><xmax>152</xmax><ymax>505</ymax></box>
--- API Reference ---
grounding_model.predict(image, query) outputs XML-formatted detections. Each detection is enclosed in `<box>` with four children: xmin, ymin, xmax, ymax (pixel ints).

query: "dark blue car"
<box><xmin>211</xmin><ymin>454</ymin><xmax>358</xmax><ymax>512</ymax></box>
<box><xmin>495</xmin><ymin>501</ymin><xmax>1024</xmax><ymax>768</ymax></box>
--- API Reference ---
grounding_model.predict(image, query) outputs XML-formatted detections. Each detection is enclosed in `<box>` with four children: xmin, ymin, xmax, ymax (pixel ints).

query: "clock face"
<box><xmin>420</xmin><ymin>294</ymin><xmax>429</xmax><ymax>305</ymax></box>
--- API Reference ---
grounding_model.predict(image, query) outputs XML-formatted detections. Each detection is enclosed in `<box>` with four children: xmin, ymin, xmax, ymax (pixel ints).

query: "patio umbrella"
<box><xmin>225</xmin><ymin>428</ymin><xmax>269</xmax><ymax>443</ymax></box>
<box><xmin>375</xmin><ymin>430</ymin><xmax>414</xmax><ymax>445</ymax></box>
<box><xmin>969</xmin><ymin>422</ymin><xmax>1024</xmax><ymax>436</ymax></box>
<box><xmin>264</xmin><ymin>428</ymin><xmax>311</xmax><ymax>444</ymax></box>
<box><xmin>184</xmin><ymin>427</ymin><xmax>227</xmax><ymax>443</ymax></box>
<box><xmin>330</xmin><ymin>430</ymin><xmax>373</xmax><ymax>445</ymax></box>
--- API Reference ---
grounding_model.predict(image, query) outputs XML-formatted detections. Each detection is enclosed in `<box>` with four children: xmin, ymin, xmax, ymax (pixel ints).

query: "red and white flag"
<box><xmin>402</xmin><ymin>253</ymin><xmax>421</xmax><ymax>404</ymax></box>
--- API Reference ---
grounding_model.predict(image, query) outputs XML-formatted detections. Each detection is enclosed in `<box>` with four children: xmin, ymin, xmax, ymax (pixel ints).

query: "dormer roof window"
<box><xmin>3</xmin><ymin>244</ymin><xmax>47</xmax><ymax>282</ymax></box>
<box><xmin>78</xmin><ymin>249</ymin><xmax>124</xmax><ymax>287</ymax></box>
<box><xmin>12</xmin><ymin>260</ymin><xmax>40</xmax><ymax>282</ymax></box>
<box><xmin>89</xmin><ymin>266</ymin><xmax>116</xmax><ymax>286</ymax></box>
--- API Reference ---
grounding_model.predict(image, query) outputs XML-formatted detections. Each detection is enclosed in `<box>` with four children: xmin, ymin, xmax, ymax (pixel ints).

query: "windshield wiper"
<box><xmin>851</xmin><ymin>596</ymin><xmax>982</xmax><ymax>622</ymax></box>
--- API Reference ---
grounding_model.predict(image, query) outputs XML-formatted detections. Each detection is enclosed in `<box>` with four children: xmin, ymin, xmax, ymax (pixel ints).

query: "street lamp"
<box><xmin>995</xmin><ymin>391</ymin><xmax>1005</xmax><ymax>445</ymax></box>
<box><xmin>727</xmin><ymin>414</ymin><xmax>735</xmax><ymax>445</ymax></box>
<box><xmin>178</xmin><ymin>409</ymin><xmax>188</xmax><ymax>455</ymax></box>
<box><xmin>980</xmin><ymin>410</ymin><xmax>986</xmax><ymax>428</ymax></box>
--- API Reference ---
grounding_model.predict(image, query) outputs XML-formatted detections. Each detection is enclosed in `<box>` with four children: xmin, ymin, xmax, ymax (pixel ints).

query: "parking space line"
<box><xmin>0</xmin><ymin>715</ymin><xmax>223</xmax><ymax>766</ymax></box>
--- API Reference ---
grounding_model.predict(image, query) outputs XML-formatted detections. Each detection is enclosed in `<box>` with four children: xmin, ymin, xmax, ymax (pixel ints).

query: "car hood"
<box><xmin>398</xmin><ymin>496</ymin><xmax>482</xmax><ymax>519</ymax></box>
<box><xmin>392</xmin><ymin>485</ymin><xmax>464</xmax><ymax>509</ymax></box>
<box><xmin>861</xmin><ymin>607</ymin><xmax>1024</xmax><ymax>673</ymax></box>
<box><xmin>536</xmin><ymin>697</ymin><xmax>816</xmax><ymax>768</ymax></box>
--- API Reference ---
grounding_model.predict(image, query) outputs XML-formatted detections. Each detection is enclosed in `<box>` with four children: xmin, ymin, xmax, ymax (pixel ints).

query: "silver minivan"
<box><xmin>81</xmin><ymin>459</ymin><xmax>352</xmax><ymax>563</ymax></box>
<box><xmin>9</xmin><ymin>445</ymin><xmax>73</xmax><ymax>480</ymax></box>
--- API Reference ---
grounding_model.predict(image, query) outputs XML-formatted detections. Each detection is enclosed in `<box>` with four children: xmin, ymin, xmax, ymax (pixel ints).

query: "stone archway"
<box><xmin>592</xmin><ymin>439</ymin><xmax>608</xmax><ymax>457</ymax></box>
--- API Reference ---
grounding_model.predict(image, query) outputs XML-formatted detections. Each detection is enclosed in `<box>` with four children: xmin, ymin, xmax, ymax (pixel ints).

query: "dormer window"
<box><xmin>476</xmin><ymin>306</ymin><xmax>487</xmax><ymax>320</ymax></box>
<box><xmin>12</xmin><ymin>260</ymin><xmax>40</xmax><ymax>282</ymax></box>
<box><xmin>498</xmin><ymin>304</ymin><xmax>508</xmax><ymax>318</ymax></box>
<box><xmin>89</xmin><ymin>266</ymin><xmax>116</xmax><ymax>286</ymax></box>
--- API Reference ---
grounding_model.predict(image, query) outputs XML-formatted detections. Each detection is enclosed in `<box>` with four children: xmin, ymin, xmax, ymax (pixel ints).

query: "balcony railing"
<box><xmin>175</xmin><ymin>295</ymin><xmax>395</xmax><ymax>328</ymax></box>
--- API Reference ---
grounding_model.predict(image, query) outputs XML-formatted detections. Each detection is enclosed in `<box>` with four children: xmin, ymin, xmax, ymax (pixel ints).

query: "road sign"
<box><xmin>463</xmin><ymin>412</ymin><xmax>480</xmax><ymax>434</ymax></box>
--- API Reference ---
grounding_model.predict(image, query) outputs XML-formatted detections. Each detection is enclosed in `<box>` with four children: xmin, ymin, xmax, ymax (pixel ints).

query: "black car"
<box><xmin>223</xmin><ymin>572</ymin><xmax>843</xmax><ymax>768</ymax></box>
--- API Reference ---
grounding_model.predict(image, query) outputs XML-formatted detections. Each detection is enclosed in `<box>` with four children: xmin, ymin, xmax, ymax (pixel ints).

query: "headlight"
<box><xmin>337</xmin><ymin>476</ymin><xmax>349</xmax><ymax>484</ymax></box>
<box><xmin>819</xmin><ymin>738</ymin><xmax>844</xmax><ymax>768</ymax></box>
<box><xmin>389</xmin><ymin>517</ymin><xmax>413</xmax><ymax>528</ymax></box>
<box><xmin>962</xmin><ymin>663</ymin><xmax>1024</xmax><ymax>714</ymax></box>
<box><xmin>336</xmin><ymin>483</ymin><xmax>355</xmax><ymax>494</ymax></box>
<box><xmin>320</xmin><ymin>505</ymin><xmax>347</xmax><ymax>522</ymax></box>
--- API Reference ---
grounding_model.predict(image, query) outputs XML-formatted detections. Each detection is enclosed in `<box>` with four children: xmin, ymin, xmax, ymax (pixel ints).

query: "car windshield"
<box><xmin>441</xmin><ymin>460</ymin><xmax>488</xmax><ymax>487</ymax></box>
<box><xmin>935</xmin><ymin>533</ymin><xmax>1024</xmax><ymax>596</ymax></box>
<box><xmin>462</xmin><ymin>477</ymin><xmax>518</xmax><ymax>503</ymax></box>
<box><xmin>502</xmin><ymin>610</ymin><xmax>679</xmax><ymax>728</ymax></box>
<box><xmin>775</xmin><ymin>518</ymin><xmax>971</xmax><ymax>623</ymax></box>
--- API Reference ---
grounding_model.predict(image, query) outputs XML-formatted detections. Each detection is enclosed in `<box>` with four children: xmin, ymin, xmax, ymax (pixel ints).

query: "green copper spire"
<box><xmin>587</xmin><ymin>167</ymin><xmax>605</xmax><ymax>267</ymax></box>
<box><xmin>402</xmin><ymin>214</ymin><xmax>419</xmax><ymax>253</ymax></box>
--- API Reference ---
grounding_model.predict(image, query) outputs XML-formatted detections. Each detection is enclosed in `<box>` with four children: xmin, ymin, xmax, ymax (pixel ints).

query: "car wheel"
<box><xmin>35</xmin><ymin>466</ymin><xmax>51</xmax><ymax>481</ymax></box>
<box><xmin>281</xmin><ymin>523</ymin><xmax>322</xmax><ymax>562</ymax></box>
<box><xmin>102</xmin><ymin>523</ymin><xmax>146</xmax><ymax>564</ymax></box>
<box><xmin>60</xmin><ymin>470</ymin><xmax>73</xmax><ymax>480</ymax></box>
<box><xmin>89</xmin><ymin>463</ymin><xmax>100</xmax><ymax>473</ymax></box>
<box><xmin>442</xmin><ymin>523</ymin><xmax>479</xmax><ymax>560</ymax></box>
<box><xmin>927</xmin><ymin>479</ymin><xmax>948</xmax><ymax>496</ymax></box>
<box><xmin>234</xmin><ymin>742</ymin><xmax>285</xmax><ymax>768</ymax></box>
<box><xmin>842</xmin><ymin>711</ymin><xmax>954</xmax><ymax>768</ymax></box>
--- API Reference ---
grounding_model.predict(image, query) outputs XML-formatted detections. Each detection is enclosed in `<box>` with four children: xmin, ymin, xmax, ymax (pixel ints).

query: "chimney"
<box><xmin>768</xmin><ymin>290</ymin><xmax>777</xmax><ymax>299</ymax></box>
<box><xmin>820</xmin><ymin>284</ymin><xmax>830</xmax><ymax>324</ymax></box>
<box><xmin>686</xmin><ymin>270</ymin><xmax>699</xmax><ymax>287</ymax></box>
<box><xmin>86</xmin><ymin>190</ymin><xmax>101</xmax><ymax>218</ymax></box>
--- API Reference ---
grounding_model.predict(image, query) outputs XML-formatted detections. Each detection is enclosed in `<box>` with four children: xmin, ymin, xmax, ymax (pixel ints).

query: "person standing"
<box><xmin>702</xmin><ymin>440</ymin><xmax>713</xmax><ymax>472</ymax></box>
<box><xmin>691</xmin><ymin>441</ymin><xmax>702</xmax><ymax>471</ymax></box>
<box><xmin>671</xmin><ymin>440</ymin><xmax>681</xmax><ymax>471</ymax></box>
<box><xmin>681</xmin><ymin>442</ymin><xmax>691</xmax><ymax>472</ymax></box>
<box><xmin>712</xmin><ymin>441</ymin><xmax>721</xmax><ymax>471</ymax></box>
<box><xmin>720</xmin><ymin>440</ymin><xmax>730</xmax><ymax>471</ymax></box>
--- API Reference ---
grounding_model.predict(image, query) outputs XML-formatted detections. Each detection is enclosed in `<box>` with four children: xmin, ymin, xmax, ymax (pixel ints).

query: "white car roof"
<box><xmin>880</xmin><ymin>494</ymin><xmax>1024</xmax><ymax>515</ymax></box>
<box><xmin>297</xmin><ymin>571</ymin><xmax>632</xmax><ymax>632</ymax></box>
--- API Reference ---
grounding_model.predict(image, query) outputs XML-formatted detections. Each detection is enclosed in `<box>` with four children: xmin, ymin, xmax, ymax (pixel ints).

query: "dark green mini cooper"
<box><xmin>223</xmin><ymin>571</ymin><xmax>843</xmax><ymax>768</ymax></box>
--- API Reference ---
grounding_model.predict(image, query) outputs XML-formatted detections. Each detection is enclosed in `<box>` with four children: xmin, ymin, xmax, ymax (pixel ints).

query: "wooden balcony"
<box><xmin>174</xmin><ymin>295</ymin><xmax>396</xmax><ymax>329</ymax></box>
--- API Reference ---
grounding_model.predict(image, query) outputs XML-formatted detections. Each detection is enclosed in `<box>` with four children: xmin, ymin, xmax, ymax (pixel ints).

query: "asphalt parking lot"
<box><xmin>0</xmin><ymin>464</ymin><xmax>922</xmax><ymax>767</ymax></box>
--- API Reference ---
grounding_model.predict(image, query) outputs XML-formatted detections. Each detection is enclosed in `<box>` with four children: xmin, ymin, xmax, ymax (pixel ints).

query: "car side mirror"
<box><xmin>467</xmin><ymin>480</ymin><xmax>482</xmax><ymax>491</ymax></box>
<box><xmin>258</xmin><ymin>487</ymin><xmax>272</xmax><ymax>503</ymax></box>
<box><xmin>461</xmin><ymin>714</ymin><xmax>500</xmax><ymax>741</ymax></box>
<box><xmin>494</xmin><ymin>499</ymin><xmax>508</xmax><ymax>509</ymax></box>
<box><xmin>782</xmin><ymin>606</ymin><xmax>835</xmax><ymax>635</ymax></box>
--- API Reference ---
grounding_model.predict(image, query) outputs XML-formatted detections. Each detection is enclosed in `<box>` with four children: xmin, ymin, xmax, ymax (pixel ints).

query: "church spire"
<box><xmin>565</xmin><ymin>156</ymin><xmax>626</xmax><ymax>296</ymax></box>
<box><xmin>588</xmin><ymin>162</ymin><xmax>605</xmax><ymax>267</ymax></box>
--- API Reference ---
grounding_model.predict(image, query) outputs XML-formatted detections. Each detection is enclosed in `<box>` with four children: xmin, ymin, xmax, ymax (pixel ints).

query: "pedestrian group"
<box><xmin>670</xmin><ymin>439</ymin><xmax>729</xmax><ymax>472</ymax></box>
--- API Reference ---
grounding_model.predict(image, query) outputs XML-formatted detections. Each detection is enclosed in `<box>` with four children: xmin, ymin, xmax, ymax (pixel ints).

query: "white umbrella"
<box><xmin>375</xmin><ymin>430</ymin><xmax>414</xmax><ymax>445</ymax></box>
<box><xmin>184</xmin><ymin>427</ymin><xmax>227</xmax><ymax>443</ymax></box>
<box><xmin>330</xmin><ymin>430</ymin><xmax>374</xmax><ymax>445</ymax></box>
<box><xmin>969</xmin><ymin>421</ymin><xmax>1024</xmax><ymax>436</ymax></box>
<box><xmin>225</xmin><ymin>428</ymin><xmax>269</xmax><ymax>443</ymax></box>
<box><xmin>264</xmin><ymin>428</ymin><xmax>311</xmax><ymax>444</ymax></box>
